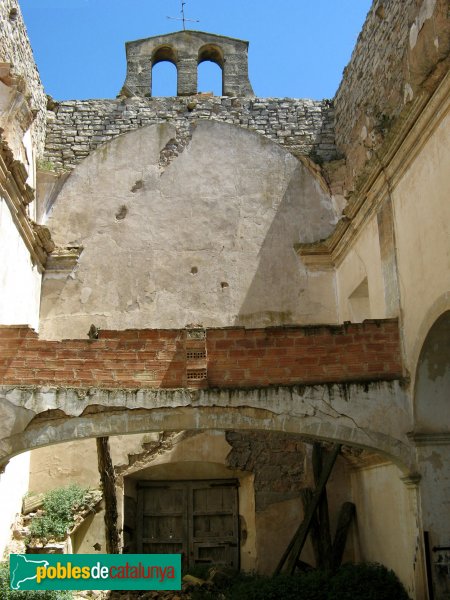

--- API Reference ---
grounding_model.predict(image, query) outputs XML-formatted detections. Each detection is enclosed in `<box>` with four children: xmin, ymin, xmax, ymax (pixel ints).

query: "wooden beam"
<box><xmin>96</xmin><ymin>437</ymin><xmax>120</xmax><ymax>553</ymax></box>
<box><xmin>331</xmin><ymin>501</ymin><xmax>356</xmax><ymax>570</ymax></box>
<box><xmin>312</xmin><ymin>443</ymin><xmax>332</xmax><ymax>569</ymax></box>
<box><xmin>274</xmin><ymin>443</ymin><xmax>341</xmax><ymax>575</ymax></box>
<box><xmin>300</xmin><ymin>488</ymin><xmax>320</xmax><ymax>566</ymax></box>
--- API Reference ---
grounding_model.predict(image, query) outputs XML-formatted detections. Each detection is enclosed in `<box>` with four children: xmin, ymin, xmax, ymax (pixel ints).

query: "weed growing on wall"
<box><xmin>29</xmin><ymin>484</ymin><xmax>90</xmax><ymax>543</ymax></box>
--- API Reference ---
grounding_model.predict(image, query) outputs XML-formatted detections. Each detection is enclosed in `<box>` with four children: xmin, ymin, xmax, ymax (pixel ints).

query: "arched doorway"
<box><xmin>414</xmin><ymin>311</ymin><xmax>450</xmax><ymax>599</ymax></box>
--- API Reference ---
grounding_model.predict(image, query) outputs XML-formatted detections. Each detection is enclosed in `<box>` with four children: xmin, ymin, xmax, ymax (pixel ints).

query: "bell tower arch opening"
<box><xmin>198</xmin><ymin>44</ymin><xmax>224</xmax><ymax>95</ymax></box>
<box><xmin>151</xmin><ymin>45</ymin><xmax>178</xmax><ymax>97</ymax></box>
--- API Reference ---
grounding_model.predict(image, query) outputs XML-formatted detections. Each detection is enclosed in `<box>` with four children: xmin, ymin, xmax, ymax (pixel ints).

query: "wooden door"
<box><xmin>136</xmin><ymin>482</ymin><xmax>188</xmax><ymax>564</ymax></box>
<box><xmin>190</xmin><ymin>480</ymin><xmax>239</xmax><ymax>569</ymax></box>
<box><xmin>136</xmin><ymin>480</ymin><xmax>239</xmax><ymax>570</ymax></box>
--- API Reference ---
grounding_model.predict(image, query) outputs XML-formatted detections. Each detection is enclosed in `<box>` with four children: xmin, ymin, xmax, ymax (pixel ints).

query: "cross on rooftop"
<box><xmin>167</xmin><ymin>1</ymin><xmax>200</xmax><ymax>31</ymax></box>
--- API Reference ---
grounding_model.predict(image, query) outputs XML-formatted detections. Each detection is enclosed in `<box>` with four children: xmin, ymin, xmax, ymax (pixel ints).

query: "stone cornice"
<box><xmin>44</xmin><ymin>245</ymin><xmax>83</xmax><ymax>273</ymax></box>
<box><xmin>0</xmin><ymin>62</ymin><xmax>36</xmax><ymax>133</ymax></box>
<box><xmin>296</xmin><ymin>70</ymin><xmax>450</xmax><ymax>270</ymax></box>
<box><xmin>0</xmin><ymin>136</ymin><xmax>54</xmax><ymax>271</ymax></box>
<box><xmin>408</xmin><ymin>432</ymin><xmax>450</xmax><ymax>446</ymax></box>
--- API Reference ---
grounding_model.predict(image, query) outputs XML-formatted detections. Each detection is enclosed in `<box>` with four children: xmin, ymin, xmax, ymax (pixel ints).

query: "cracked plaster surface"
<box><xmin>0</xmin><ymin>381</ymin><xmax>415</xmax><ymax>471</ymax></box>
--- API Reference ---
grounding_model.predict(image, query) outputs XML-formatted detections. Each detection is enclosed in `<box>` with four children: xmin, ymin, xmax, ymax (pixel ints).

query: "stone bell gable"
<box><xmin>121</xmin><ymin>30</ymin><xmax>254</xmax><ymax>97</ymax></box>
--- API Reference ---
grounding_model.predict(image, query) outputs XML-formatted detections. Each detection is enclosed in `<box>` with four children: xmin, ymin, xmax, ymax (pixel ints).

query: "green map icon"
<box><xmin>10</xmin><ymin>555</ymin><xmax>49</xmax><ymax>590</ymax></box>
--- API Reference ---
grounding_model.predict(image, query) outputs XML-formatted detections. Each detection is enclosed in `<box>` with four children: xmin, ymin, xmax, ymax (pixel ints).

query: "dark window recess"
<box><xmin>133</xmin><ymin>480</ymin><xmax>239</xmax><ymax>570</ymax></box>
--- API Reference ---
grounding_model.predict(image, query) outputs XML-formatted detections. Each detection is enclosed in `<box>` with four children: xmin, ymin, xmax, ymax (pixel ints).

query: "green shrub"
<box><xmin>225</xmin><ymin>570</ymin><xmax>330</xmax><ymax>600</ymax></box>
<box><xmin>29</xmin><ymin>484</ymin><xmax>89</xmax><ymax>543</ymax></box>
<box><xmin>189</xmin><ymin>562</ymin><xmax>410</xmax><ymax>600</ymax></box>
<box><xmin>0</xmin><ymin>561</ymin><xmax>72</xmax><ymax>600</ymax></box>
<box><xmin>327</xmin><ymin>562</ymin><xmax>411</xmax><ymax>600</ymax></box>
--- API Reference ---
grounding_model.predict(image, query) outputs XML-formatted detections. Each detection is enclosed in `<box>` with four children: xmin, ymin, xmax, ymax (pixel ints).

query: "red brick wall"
<box><xmin>206</xmin><ymin>321</ymin><xmax>402</xmax><ymax>387</ymax></box>
<box><xmin>0</xmin><ymin>320</ymin><xmax>402</xmax><ymax>390</ymax></box>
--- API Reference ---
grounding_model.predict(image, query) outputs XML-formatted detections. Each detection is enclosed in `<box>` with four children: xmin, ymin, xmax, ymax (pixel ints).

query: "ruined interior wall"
<box><xmin>0</xmin><ymin>1</ymin><xmax>46</xmax><ymax>555</ymax></box>
<box><xmin>226</xmin><ymin>432</ymin><xmax>308</xmax><ymax>513</ymax></box>
<box><xmin>334</xmin><ymin>0</ymin><xmax>449</xmax><ymax>192</ymax></box>
<box><xmin>392</xmin><ymin>106</ymin><xmax>450</xmax><ymax>375</ymax></box>
<box><xmin>40</xmin><ymin>121</ymin><xmax>338</xmax><ymax>338</ymax></box>
<box><xmin>416</xmin><ymin>443</ymin><xmax>450</xmax><ymax>597</ymax></box>
<box><xmin>334</xmin><ymin>49</ymin><xmax>449</xmax><ymax>600</ymax></box>
<box><xmin>351</xmin><ymin>463</ymin><xmax>420</xmax><ymax>598</ymax></box>
<box><xmin>29</xmin><ymin>439</ymin><xmax>100</xmax><ymax>492</ymax></box>
<box><xmin>0</xmin><ymin>0</ymin><xmax>44</xmax><ymax>329</ymax></box>
<box><xmin>0</xmin><ymin>0</ymin><xmax>46</xmax><ymax>157</ymax></box>
<box><xmin>43</xmin><ymin>96</ymin><xmax>336</xmax><ymax>173</ymax></box>
<box><xmin>335</xmin><ymin>214</ymin><xmax>387</xmax><ymax>323</ymax></box>
<box><xmin>227</xmin><ymin>436</ymin><xmax>355</xmax><ymax>574</ymax></box>
<box><xmin>413</xmin><ymin>312</ymin><xmax>450</xmax><ymax>597</ymax></box>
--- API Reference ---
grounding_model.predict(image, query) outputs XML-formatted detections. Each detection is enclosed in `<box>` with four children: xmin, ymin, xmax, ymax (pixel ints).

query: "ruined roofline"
<box><xmin>125</xmin><ymin>30</ymin><xmax>250</xmax><ymax>48</ymax></box>
<box><xmin>43</xmin><ymin>98</ymin><xmax>337</xmax><ymax>173</ymax></box>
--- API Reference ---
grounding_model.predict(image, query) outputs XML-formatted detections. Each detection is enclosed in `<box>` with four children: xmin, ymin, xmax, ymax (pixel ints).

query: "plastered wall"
<box><xmin>336</xmin><ymin>214</ymin><xmax>387</xmax><ymax>323</ymax></box>
<box><xmin>351</xmin><ymin>463</ymin><xmax>422</xmax><ymax>598</ymax></box>
<box><xmin>40</xmin><ymin>120</ymin><xmax>338</xmax><ymax>339</ymax></box>
<box><xmin>392</xmin><ymin>110</ymin><xmax>450</xmax><ymax>374</ymax></box>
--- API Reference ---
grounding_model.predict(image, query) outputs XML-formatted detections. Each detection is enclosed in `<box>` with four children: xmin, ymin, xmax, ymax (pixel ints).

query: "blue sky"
<box><xmin>20</xmin><ymin>0</ymin><xmax>372</xmax><ymax>101</ymax></box>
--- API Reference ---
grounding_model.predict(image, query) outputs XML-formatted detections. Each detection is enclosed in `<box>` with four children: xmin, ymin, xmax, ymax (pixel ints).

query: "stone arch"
<box><xmin>198</xmin><ymin>43</ymin><xmax>224</xmax><ymax>68</ymax></box>
<box><xmin>408</xmin><ymin>291</ymin><xmax>450</xmax><ymax>390</ymax></box>
<box><xmin>412</xmin><ymin>307</ymin><xmax>450</xmax><ymax>598</ymax></box>
<box><xmin>152</xmin><ymin>44</ymin><xmax>178</xmax><ymax>66</ymax></box>
<box><xmin>414</xmin><ymin>310</ymin><xmax>450</xmax><ymax>433</ymax></box>
<box><xmin>0</xmin><ymin>384</ymin><xmax>415</xmax><ymax>473</ymax></box>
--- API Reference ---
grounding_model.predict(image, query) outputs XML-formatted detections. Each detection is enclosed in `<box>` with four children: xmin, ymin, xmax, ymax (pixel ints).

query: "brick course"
<box><xmin>0</xmin><ymin>320</ymin><xmax>402</xmax><ymax>390</ymax></box>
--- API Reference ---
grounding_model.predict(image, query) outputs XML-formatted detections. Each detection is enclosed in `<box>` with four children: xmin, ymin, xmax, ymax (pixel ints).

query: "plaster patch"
<box><xmin>409</xmin><ymin>0</ymin><xmax>437</xmax><ymax>49</ymax></box>
<box><xmin>404</xmin><ymin>83</ymin><xmax>414</xmax><ymax>104</ymax></box>
<box><xmin>80</xmin><ymin>287</ymin><xmax>92</xmax><ymax>304</ymax></box>
<box><xmin>426</xmin><ymin>451</ymin><xmax>444</xmax><ymax>470</ymax></box>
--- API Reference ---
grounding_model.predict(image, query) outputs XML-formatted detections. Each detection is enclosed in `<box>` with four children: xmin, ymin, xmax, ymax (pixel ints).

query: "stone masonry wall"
<box><xmin>226</xmin><ymin>431</ymin><xmax>307</xmax><ymax>511</ymax></box>
<box><xmin>334</xmin><ymin>0</ymin><xmax>450</xmax><ymax>189</ymax></box>
<box><xmin>44</xmin><ymin>96</ymin><xmax>336</xmax><ymax>171</ymax></box>
<box><xmin>0</xmin><ymin>0</ymin><xmax>46</xmax><ymax>156</ymax></box>
<box><xmin>0</xmin><ymin>320</ymin><xmax>402</xmax><ymax>390</ymax></box>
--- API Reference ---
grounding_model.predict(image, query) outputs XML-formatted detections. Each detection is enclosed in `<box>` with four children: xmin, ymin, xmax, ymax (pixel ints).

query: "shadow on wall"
<box><xmin>414</xmin><ymin>310</ymin><xmax>450</xmax><ymax>432</ymax></box>
<box><xmin>234</xmin><ymin>161</ymin><xmax>337</xmax><ymax>326</ymax></box>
